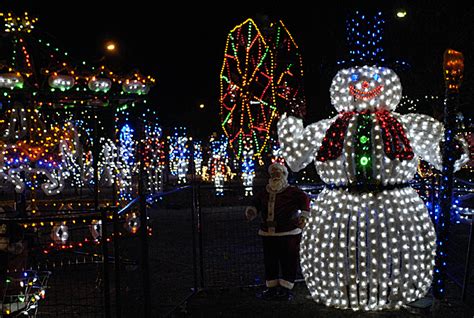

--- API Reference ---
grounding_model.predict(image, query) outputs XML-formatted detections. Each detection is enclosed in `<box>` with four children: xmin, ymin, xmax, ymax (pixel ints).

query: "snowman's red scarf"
<box><xmin>316</xmin><ymin>109</ymin><xmax>414</xmax><ymax>162</ymax></box>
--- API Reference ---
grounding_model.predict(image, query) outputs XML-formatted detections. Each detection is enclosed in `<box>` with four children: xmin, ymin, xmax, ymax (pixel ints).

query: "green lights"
<box><xmin>360</xmin><ymin>156</ymin><xmax>369</xmax><ymax>166</ymax></box>
<box><xmin>360</xmin><ymin>135</ymin><xmax>369</xmax><ymax>144</ymax></box>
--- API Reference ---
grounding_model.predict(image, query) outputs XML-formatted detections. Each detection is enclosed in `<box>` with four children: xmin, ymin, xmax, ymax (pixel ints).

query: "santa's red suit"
<box><xmin>246</xmin><ymin>163</ymin><xmax>310</xmax><ymax>292</ymax></box>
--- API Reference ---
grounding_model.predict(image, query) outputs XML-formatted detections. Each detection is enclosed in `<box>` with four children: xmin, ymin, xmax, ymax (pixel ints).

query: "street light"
<box><xmin>396</xmin><ymin>9</ymin><xmax>407</xmax><ymax>18</ymax></box>
<box><xmin>106</xmin><ymin>42</ymin><xmax>116</xmax><ymax>52</ymax></box>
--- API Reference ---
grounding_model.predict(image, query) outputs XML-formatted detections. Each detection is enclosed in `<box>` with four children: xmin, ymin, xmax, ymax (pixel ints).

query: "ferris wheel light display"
<box><xmin>220</xmin><ymin>17</ymin><xmax>306</xmax><ymax>161</ymax></box>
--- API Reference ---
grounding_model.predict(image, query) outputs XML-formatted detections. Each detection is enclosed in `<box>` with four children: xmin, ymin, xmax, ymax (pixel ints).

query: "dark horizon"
<box><xmin>3</xmin><ymin>1</ymin><xmax>474</xmax><ymax>139</ymax></box>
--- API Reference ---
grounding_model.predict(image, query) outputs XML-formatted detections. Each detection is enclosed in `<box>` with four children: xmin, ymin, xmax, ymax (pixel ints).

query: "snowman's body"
<box><xmin>277</xmin><ymin>66</ymin><xmax>469</xmax><ymax>310</ymax></box>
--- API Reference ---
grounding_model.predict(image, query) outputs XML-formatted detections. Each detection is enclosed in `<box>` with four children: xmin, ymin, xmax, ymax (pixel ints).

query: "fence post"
<box><xmin>138</xmin><ymin>123</ymin><xmax>151</xmax><ymax>317</ymax></box>
<box><xmin>113</xmin><ymin>207</ymin><xmax>122</xmax><ymax>318</ymax></box>
<box><xmin>433</xmin><ymin>49</ymin><xmax>464</xmax><ymax>299</ymax></box>
<box><xmin>190</xmin><ymin>141</ymin><xmax>198</xmax><ymax>292</ymax></box>
<box><xmin>198</xmin><ymin>183</ymin><xmax>204</xmax><ymax>289</ymax></box>
<box><xmin>101</xmin><ymin>207</ymin><xmax>111</xmax><ymax>318</ymax></box>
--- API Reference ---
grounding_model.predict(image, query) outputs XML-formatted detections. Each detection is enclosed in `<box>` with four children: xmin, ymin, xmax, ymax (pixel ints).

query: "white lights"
<box><xmin>88</xmin><ymin>77</ymin><xmax>112</xmax><ymax>93</ymax></box>
<box><xmin>0</xmin><ymin>72</ymin><xmax>24</xmax><ymax>89</ymax></box>
<box><xmin>122</xmin><ymin>79</ymin><xmax>149</xmax><ymax>95</ymax></box>
<box><xmin>51</xmin><ymin>224</ymin><xmax>69</xmax><ymax>244</ymax></box>
<box><xmin>330</xmin><ymin>66</ymin><xmax>402</xmax><ymax>113</ymax></box>
<box><xmin>48</xmin><ymin>74</ymin><xmax>75</xmax><ymax>91</ymax></box>
<box><xmin>278</xmin><ymin>65</ymin><xmax>468</xmax><ymax>311</ymax></box>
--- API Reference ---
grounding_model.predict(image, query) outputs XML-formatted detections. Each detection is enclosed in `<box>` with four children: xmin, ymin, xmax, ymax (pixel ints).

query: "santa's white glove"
<box><xmin>296</xmin><ymin>210</ymin><xmax>310</xmax><ymax>229</ymax></box>
<box><xmin>245</xmin><ymin>206</ymin><xmax>258</xmax><ymax>221</ymax></box>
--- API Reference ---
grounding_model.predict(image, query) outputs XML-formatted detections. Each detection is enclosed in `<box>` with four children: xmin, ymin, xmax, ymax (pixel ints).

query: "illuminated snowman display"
<box><xmin>277</xmin><ymin>65</ymin><xmax>468</xmax><ymax>310</ymax></box>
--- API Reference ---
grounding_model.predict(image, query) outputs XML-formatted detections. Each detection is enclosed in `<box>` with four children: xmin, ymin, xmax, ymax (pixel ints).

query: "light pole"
<box><xmin>433</xmin><ymin>49</ymin><xmax>464</xmax><ymax>300</ymax></box>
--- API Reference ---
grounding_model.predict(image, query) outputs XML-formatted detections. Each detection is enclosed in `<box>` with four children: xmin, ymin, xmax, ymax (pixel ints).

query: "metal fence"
<box><xmin>1</xmin><ymin>179</ymin><xmax>472</xmax><ymax>317</ymax></box>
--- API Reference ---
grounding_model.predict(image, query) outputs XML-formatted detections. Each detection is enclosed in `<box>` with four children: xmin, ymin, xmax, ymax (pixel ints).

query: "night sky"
<box><xmin>3</xmin><ymin>1</ymin><xmax>474</xmax><ymax>138</ymax></box>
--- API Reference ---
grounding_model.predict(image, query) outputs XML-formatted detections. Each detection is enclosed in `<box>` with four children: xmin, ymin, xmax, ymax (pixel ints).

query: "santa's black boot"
<box><xmin>276</xmin><ymin>287</ymin><xmax>294</xmax><ymax>301</ymax></box>
<box><xmin>256</xmin><ymin>287</ymin><xmax>278</xmax><ymax>300</ymax></box>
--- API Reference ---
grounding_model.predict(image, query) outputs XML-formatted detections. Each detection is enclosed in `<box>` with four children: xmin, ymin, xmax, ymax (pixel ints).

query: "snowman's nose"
<box><xmin>362</xmin><ymin>81</ymin><xmax>370</xmax><ymax>89</ymax></box>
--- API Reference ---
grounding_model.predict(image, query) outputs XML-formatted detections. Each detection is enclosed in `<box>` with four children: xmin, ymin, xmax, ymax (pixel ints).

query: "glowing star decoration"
<box><xmin>48</xmin><ymin>74</ymin><xmax>75</xmax><ymax>91</ymax></box>
<box><xmin>88</xmin><ymin>77</ymin><xmax>112</xmax><ymax>93</ymax></box>
<box><xmin>277</xmin><ymin>65</ymin><xmax>469</xmax><ymax>311</ymax></box>
<box><xmin>220</xmin><ymin>18</ymin><xmax>306</xmax><ymax>161</ymax></box>
<box><xmin>0</xmin><ymin>73</ymin><xmax>24</xmax><ymax>89</ymax></box>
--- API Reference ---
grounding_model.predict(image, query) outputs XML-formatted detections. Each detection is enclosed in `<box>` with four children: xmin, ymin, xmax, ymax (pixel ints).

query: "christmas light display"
<box><xmin>0</xmin><ymin>101</ymin><xmax>81</xmax><ymax>195</ymax></box>
<box><xmin>125</xmin><ymin>212</ymin><xmax>140</xmax><ymax>234</ymax></box>
<box><xmin>0</xmin><ymin>11</ymin><xmax>157</xmax><ymax>287</ymax></box>
<box><xmin>0</xmin><ymin>72</ymin><xmax>24</xmax><ymax>89</ymax></box>
<box><xmin>118</xmin><ymin>124</ymin><xmax>135</xmax><ymax>202</ymax></box>
<box><xmin>278</xmin><ymin>65</ymin><xmax>469</xmax><ymax>310</ymax></box>
<box><xmin>1</xmin><ymin>270</ymin><xmax>49</xmax><ymax>317</ymax></box>
<box><xmin>337</xmin><ymin>11</ymin><xmax>409</xmax><ymax>71</ymax></box>
<box><xmin>207</xmin><ymin>135</ymin><xmax>229</xmax><ymax>195</ymax></box>
<box><xmin>271</xmin><ymin>142</ymin><xmax>285</xmax><ymax>165</ymax></box>
<box><xmin>433</xmin><ymin>49</ymin><xmax>466</xmax><ymax>299</ymax></box>
<box><xmin>193</xmin><ymin>140</ymin><xmax>203</xmax><ymax>176</ymax></box>
<box><xmin>241</xmin><ymin>138</ymin><xmax>255</xmax><ymax>196</ymax></box>
<box><xmin>51</xmin><ymin>224</ymin><xmax>69</xmax><ymax>245</ymax></box>
<box><xmin>143</xmin><ymin>120</ymin><xmax>165</xmax><ymax>194</ymax></box>
<box><xmin>88</xmin><ymin>77</ymin><xmax>112</xmax><ymax>93</ymax></box>
<box><xmin>220</xmin><ymin>18</ymin><xmax>305</xmax><ymax>162</ymax></box>
<box><xmin>98</xmin><ymin>138</ymin><xmax>119</xmax><ymax>187</ymax></box>
<box><xmin>168</xmin><ymin>127</ymin><xmax>189</xmax><ymax>184</ymax></box>
<box><xmin>0</xmin><ymin>11</ymin><xmax>154</xmax><ymax>201</ymax></box>
<box><xmin>89</xmin><ymin>219</ymin><xmax>102</xmax><ymax>241</ymax></box>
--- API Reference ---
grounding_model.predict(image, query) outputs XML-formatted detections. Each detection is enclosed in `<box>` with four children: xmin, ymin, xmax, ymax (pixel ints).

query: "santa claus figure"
<box><xmin>277</xmin><ymin>65</ymin><xmax>469</xmax><ymax>310</ymax></box>
<box><xmin>245</xmin><ymin>162</ymin><xmax>310</xmax><ymax>300</ymax></box>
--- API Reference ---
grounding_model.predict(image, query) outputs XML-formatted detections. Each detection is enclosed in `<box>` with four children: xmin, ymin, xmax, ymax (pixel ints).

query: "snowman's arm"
<box><xmin>399</xmin><ymin>113</ymin><xmax>469</xmax><ymax>171</ymax></box>
<box><xmin>277</xmin><ymin>113</ymin><xmax>332</xmax><ymax>172</ymax></box>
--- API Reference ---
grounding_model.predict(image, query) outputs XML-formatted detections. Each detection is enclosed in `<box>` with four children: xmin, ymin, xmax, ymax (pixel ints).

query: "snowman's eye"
<box><xmin>351</xmin><ymin>74</ymin><xmax>359</xmax><ymax>81</ymax></box>
<box><xmin>373</xmin><ymin>73</ymin><xmax>380</xmax><ymax>81</ymax></box>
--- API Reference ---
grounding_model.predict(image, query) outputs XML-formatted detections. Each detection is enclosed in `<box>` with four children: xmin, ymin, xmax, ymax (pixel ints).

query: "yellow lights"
<box><xmin>199</xmin><ymin>103</ymin><xmax>205</xmax><ymax>109</ymax></box>
<box><xmin>106</xmin><ymin>42</ymin><xmax>116</xmax><ymax>52</ymax></box>
<box><xmin>396</xmin><ymin>9</ymin><xmax>407</xmax><ymax>18</ymax></box>
<box><xmin>2</xmin><ymin>11</ymin><xmax>38</xmax><ymax>33</ymax></box>
<box><xmin>443</xmin><ymin>49</ymin><xmax>464</xmax><ymax>92</ymax></box>
<box><xmin>220</xmin><ymin>17</ymin><xmax>305</xmax><ymax>161</ymax></box>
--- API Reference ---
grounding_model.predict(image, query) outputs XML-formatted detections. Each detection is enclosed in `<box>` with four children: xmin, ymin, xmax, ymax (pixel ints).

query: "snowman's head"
<box><xmin>330</xmin><ymin>65</ymin><xmax>402</xmax><ymax>112</ymax></box>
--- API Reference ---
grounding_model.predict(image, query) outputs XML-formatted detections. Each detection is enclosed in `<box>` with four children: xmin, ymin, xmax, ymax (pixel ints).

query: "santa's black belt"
<box><xmin>325</xmin><ymin>182</ymin><xmax>411</xmax><ymax>193</ymax></box>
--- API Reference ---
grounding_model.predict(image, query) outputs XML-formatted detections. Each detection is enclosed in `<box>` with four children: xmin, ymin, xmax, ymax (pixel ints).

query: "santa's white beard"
<box><xmin>268</xmin><ymin>177</ymin><xmax>288</xmax><ymax>192</ymax></box>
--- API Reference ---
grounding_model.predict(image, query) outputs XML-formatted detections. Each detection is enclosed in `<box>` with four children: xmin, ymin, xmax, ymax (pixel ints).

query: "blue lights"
<box><xmin>344</xmin><ymin>11</ymin><xmax>385</xmax><ymax>65</ymax></box>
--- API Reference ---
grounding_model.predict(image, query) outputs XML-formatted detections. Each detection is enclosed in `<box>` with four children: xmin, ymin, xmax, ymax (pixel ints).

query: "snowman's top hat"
<box><xmin>335</xmin><ymin>10</ymin><xmax>409</xmax><ymax>72</ymax></box>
